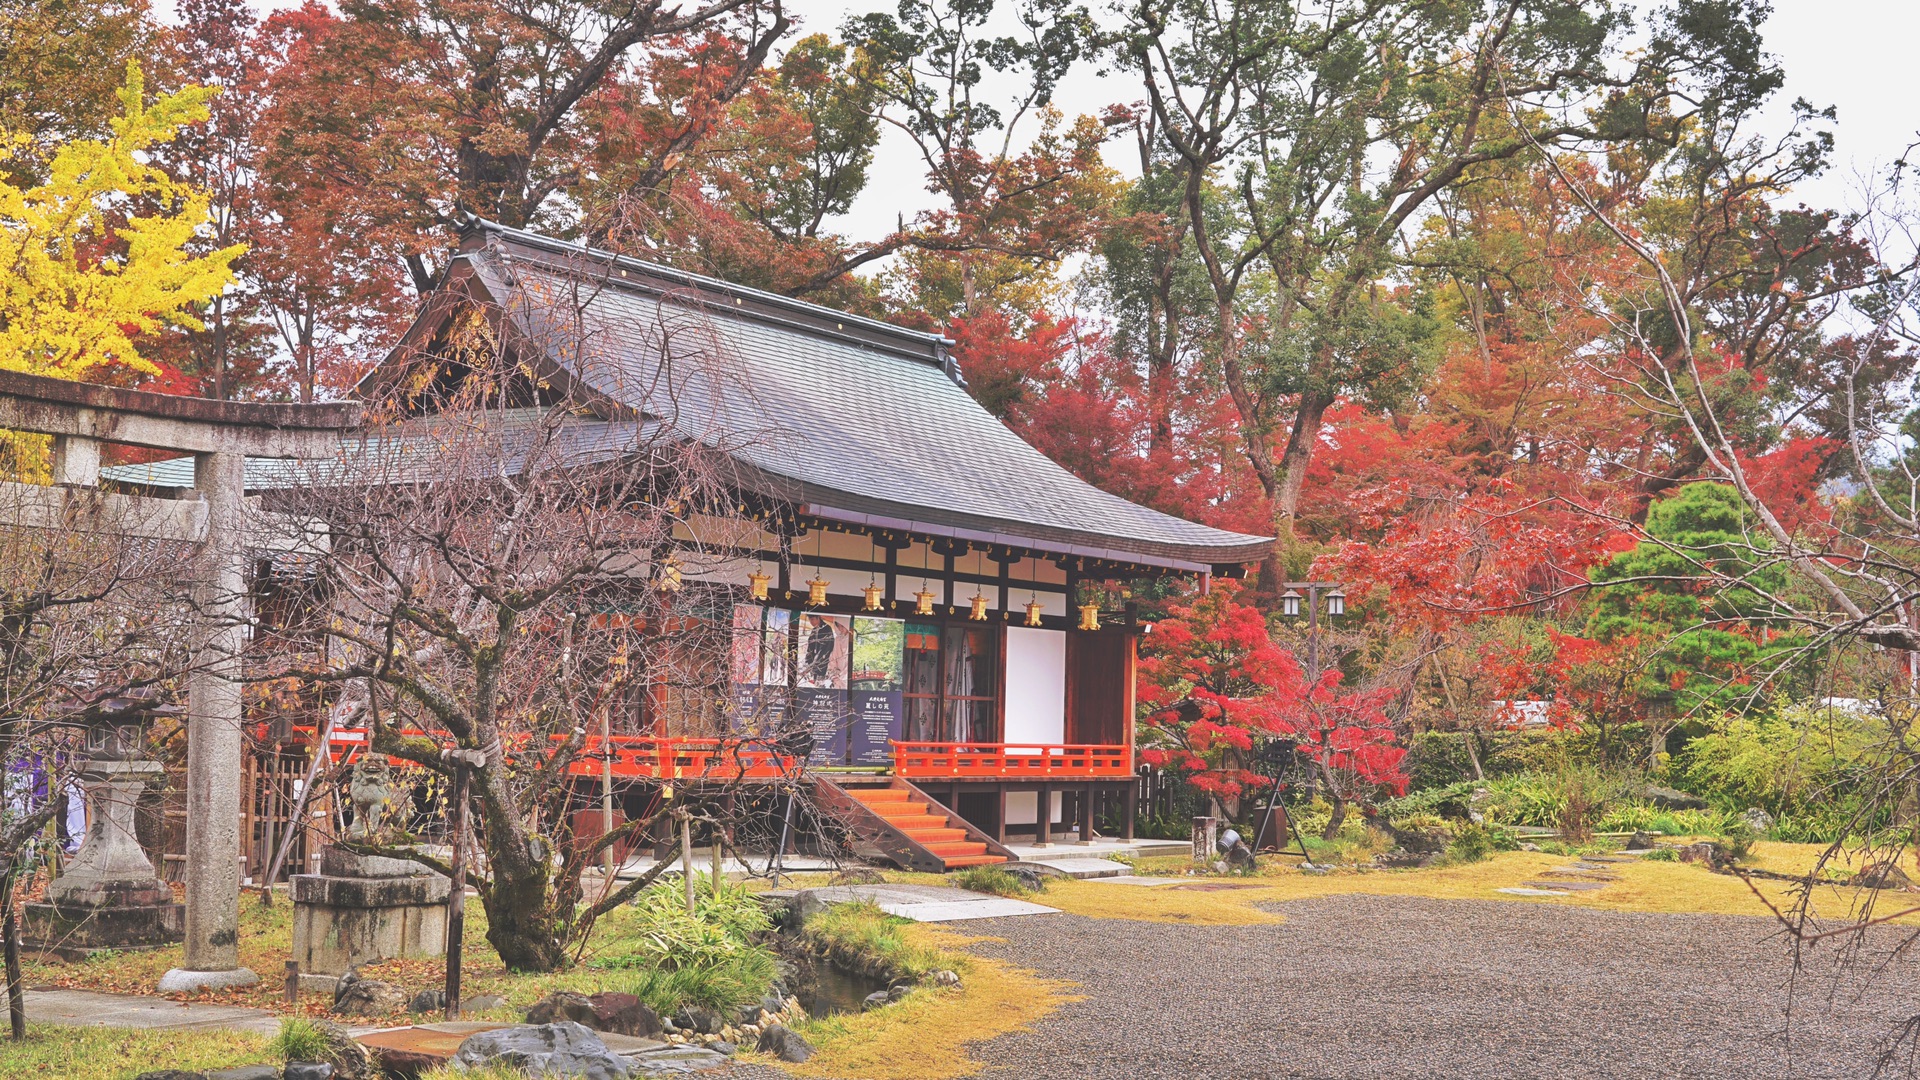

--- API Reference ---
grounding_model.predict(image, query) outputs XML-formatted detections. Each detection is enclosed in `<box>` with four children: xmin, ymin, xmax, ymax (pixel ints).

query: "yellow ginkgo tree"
<box><xmin>0</xmin><ymin>60</ymin><xmax>241</xmax><ymax>380</ymax></box>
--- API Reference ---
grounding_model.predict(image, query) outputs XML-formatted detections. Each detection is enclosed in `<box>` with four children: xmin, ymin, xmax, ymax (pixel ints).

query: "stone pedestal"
<box><xmin>292</xmin><ymin>845</ymin><xmax>451</xmax><ymax>976</ymax></box>
<box><xmin>25</xmin><ymin>759</ymin><xmax>184</xmax><ymax>960</ymax></box>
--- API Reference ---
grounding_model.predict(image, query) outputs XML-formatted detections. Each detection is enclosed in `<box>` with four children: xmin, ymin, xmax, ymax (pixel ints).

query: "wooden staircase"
<box><xmin>816</xmin><ymin>778</ymin><xmax>1013</xmax><ymax>873</ymax></box>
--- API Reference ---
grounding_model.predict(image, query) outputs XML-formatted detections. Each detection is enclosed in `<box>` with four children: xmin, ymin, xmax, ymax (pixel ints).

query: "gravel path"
<box><xmin>745</xmin><ymin>894</ymin><xmax>1920</xmax><ymax>1079</ymax></box>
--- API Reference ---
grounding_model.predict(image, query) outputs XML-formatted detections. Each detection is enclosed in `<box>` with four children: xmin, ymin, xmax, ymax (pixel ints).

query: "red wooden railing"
<box><xmin>299</xmin><ymin>727</ymin><xmax>798</xmax><ymax>780</ymax></box>
<box><xmin>891</xmin><ymin>741</ymin><xmax>1132</xmax><ymax>779</ymax></box>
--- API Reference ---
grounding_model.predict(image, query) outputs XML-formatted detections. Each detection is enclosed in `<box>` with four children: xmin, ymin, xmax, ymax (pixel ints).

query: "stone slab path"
<box><xmin>23</xmin><ymin>987</ymin><xmax>289</xmax><ymax>1036</ymax></box>
<box><xmin>800</xmin><ymin>883</ymin><xmax>1058</xmax><ymax>922</ymax></box>
<box><xmin>1018</xmin><ymin>857</ymin><xmax>1126</xmax><ymax>879</ymax></box>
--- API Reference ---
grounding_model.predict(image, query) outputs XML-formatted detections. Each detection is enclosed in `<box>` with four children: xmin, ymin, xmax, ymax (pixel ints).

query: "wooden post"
<box><xmin>1078</xmin><ymin>784</ymin><xmax>1094</xmax><ymax>845</ymax></box>
<box><xmin>284</xmin><ymin>960</ymin><xmax>299</xmax><ymax>1006</ymax></box>
<box><xmin>443</xmin><ymin>755</ymin><xmax>476</xmax><ymax>1022</ymax></box>
<box><xmin>600</xmin><ymin>700</ymin><xmax>615</xmax><ymax>884</ymax></box>
<box><xmin>3</xmin><ymin>876</ymin><xmax>22</xmax><ymax>1040</ymax></box>
<box><xmin>1123</xmin><ymin>780</ymin><xmax>1138</xmax><ymax>842</ymax></box>
<box><xmin>1036</xmin><ymin>784</ymin><xmax>1052</xmax><ymax>846</ymax></box>
<box><xmin>681</xmin><ymin>813</ymin><xmax>696</xmax><ymax>915</ymax></box>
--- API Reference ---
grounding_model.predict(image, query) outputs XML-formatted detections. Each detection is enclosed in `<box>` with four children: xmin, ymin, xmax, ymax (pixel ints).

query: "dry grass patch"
<box><xmin>1027</xmin><ymin>847</ymin><xmax>1918</xmax><ymax>926</ymax></box>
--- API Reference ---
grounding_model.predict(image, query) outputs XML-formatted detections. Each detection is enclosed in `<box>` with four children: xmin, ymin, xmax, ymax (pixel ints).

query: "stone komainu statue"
<box><xmin>347</xmin><ymin>756</ymin><xmax>396</xmax><ymax>839</ymax></box>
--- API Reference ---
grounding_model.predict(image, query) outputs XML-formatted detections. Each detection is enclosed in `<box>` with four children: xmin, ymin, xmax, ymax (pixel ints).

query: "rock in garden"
<box><xmin>330</xmin><ymin>977</ymin><xmax>409</xmax><ymax>1017</ymax></box>
<box><xmin>1741</xmin><ymin>807</ymin><xmax>1776</xmax><ymax>833</ymax></box>
<box><xmin>707</xmin><ymin>1041</ymin><xmax>737</xmax><ymax>1056</ymax></box>
<box><xmin>1678</xmin><ymin>841</ymin><xmax>1718</xmax><ymax>865</ymax></box>
<box><xmin>1643</xmin><ymin>785</ymin><xmax>1708</xmax><ymax>810</ymax></box>
<box><xmin>207</xmin><ymin>1064</ymin><xmax>275</xmax><ymax>1079</ymax></box>
<box><xmin>134</xmin><ymin>1072</ymin><xmax>206</xmax><ymax>1080</ymax></box>
<box><xmin>928</xmin><ymin>969</ymin><xmax>962</xmax><ymax>989</ymax></box>
<box><xmin>409</xmin><ymin>988</ymin><xmax>447</xmax><ymax>1014</ymax></box>
<box><xmin>299</xmin><ymin>1018</ymin><xmax>374</xmax><ymax>1080</ymax></box>
<box><xmin>672</xmin><ymin>1006</ymin><xmax>723</xmax><ymax>1035</ymax></box>
<box><xmin>453</xmin><ymin>1022</ymin><xmax>633</xmax><ymax>1080</ymax></box>
<box><xmin>1626</xmin><ymin>831</ymin><xmax>1658</xmax><ymax>851</ymax></box>
<box><xmin>284</xmin><ymin>1065</ymin><xmax>335</xmax><ymax>1080</ymax></box>
<box><xmin>862</xmin><ymin>989</ymin><xmax>891</xmax><ymax>1011</ymax></box>
<box><xmin>630</xmin><ymin>1045</ymin><xmax>728</xmax><ymax>1075</ymax></box>
<box><xmin>588</xmin><ymin>992</ymin><xmax>663</xmax><ymax>1037</ymax></box>
<box><xmin>1854</xmin><ymin>862</ymin><xmax>1915</xmax><ymax>890</ymax></box>
<box><xmin>757</xmin><ymin>1024</ymin><xmax>813</xmax><ymax>1063</ymax></box>
<box><xmin>464</xmin><ymin>994</ymin><xmax>507</xmax><ymax>1013</ymax></box>
<box><xmin>527</xmin><ymin>990</ymin><xmax>598</xmax><ymax>1027</ymax></box>
<box><xmin>1004</xmin><ymin>865</ymin><xmax>1048</xmax><ymax>892</ymax></box>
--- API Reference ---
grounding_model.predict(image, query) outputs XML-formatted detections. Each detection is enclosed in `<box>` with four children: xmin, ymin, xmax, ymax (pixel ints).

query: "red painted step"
<box><xmin>842</xmin><ymin>784</ymin><xmax>1009</xmax><ymax>870</ymax></box>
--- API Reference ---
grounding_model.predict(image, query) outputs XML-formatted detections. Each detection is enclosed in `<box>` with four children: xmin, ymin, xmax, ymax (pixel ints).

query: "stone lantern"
<box><xmin>24</xmin><ymin>694</ymin><xmax>185</xmax><ymax>959</ymax></box>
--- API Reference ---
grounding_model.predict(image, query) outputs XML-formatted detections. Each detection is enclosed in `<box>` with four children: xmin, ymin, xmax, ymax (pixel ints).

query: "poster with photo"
<box><xmin>797</xmin><ymin>613</ymin><xmax>851</xmax><ymax>763</ymax></box>
<box><xmin>729</xmin><ymin>604</ymin><xmax>792</xmax><ymax>736</ymax></box>
<box><xmin>730</xmin><ymin>604</ymin><xmax>764</xmax><ymax>686</ymax></box>
<box><xmin>848</xmin><ymin>617</ymin><xmax>905</xmax><ymax>765</ymax></box>
<box><xmin>761</xmin><ymin>608</ymin><xmax>792</xmax><ymax>689</ymax></box>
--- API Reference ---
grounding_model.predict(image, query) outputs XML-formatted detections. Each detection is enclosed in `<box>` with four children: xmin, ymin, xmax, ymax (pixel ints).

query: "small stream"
<box><xmin>778</xmin><ymin>947</ymin><xmax>890</xmax><ymax>1017</ymax></box>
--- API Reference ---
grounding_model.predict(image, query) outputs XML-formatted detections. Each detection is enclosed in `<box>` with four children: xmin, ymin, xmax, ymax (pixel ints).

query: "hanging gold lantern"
<box><xmin>862</xmin><ymin>582</ymin><xmax>884</xmax><ymax>612</ymax></box>
<box><xmin>914</xmin><ymin>587</ymin><xmax>936</xmax><ymax>616</ymax></box>
<box><xmin>806</xmin><ymin>575</ymin><xmax>830</xmax><ymax>606</ymax></box>
<box><xmin>748</xmin><ymin>568</ymin><xmax>770</xmax><ymax>602</ymax></box>
<box><xmin>1025</xmin><ymin>598</ymin><xmax>1045</xmax><ymax>627</ymax></box>
<box><xmin>968</xmin><ymin>591</ymin><xmax>989</xmax><ymax>621</ymax></box>
<box><xmin>656</xmin><ymin>556</ymin><xmax>683</xmax><ymax>593</ymax></box>
<box><xmin>1077</xmin><ymin>603</ymin><xmax>1100</xmax><ymax>631</ymax></box>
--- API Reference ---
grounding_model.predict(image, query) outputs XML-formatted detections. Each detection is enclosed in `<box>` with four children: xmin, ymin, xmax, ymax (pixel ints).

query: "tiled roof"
<box><xmin>455</xmin><ymin>225</ymin><xmax>1269</xmax><ymax>568</ymax></box>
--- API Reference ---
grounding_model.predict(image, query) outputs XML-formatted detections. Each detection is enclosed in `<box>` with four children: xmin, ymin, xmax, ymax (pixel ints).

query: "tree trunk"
<box><xmin>1322</xmin><ymin>797</ymin><xmax>1348</xmax><ymax>841</ymax></box>
<box><xmin>1273</xmin><ymin>388</ymin><xmax>1335</xmax><ymax>541</ymax></box>
<box><xmin>480</xmin><ymin>852</ymin><xmax>567</xmax><ymax>972</ymax></box>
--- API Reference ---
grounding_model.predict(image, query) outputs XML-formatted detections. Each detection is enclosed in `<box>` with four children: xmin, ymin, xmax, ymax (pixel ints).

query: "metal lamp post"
<box><xmin>1279</xmin><ymin>581</ymin><xmax>1345</xmax><ymax>680</ymax></box>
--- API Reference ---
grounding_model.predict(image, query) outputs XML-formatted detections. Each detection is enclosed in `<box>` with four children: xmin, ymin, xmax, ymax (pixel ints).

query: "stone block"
<box><xmin>291</xmin><ymin>869</ymin><xmax>450</xmax><ymax>977</ymax></box>
<box><xmin>319</xmin><ymin>847</ymin><xmax>434</xmax><ymax>879</ymax></box>
<box><xmin>23</xmin><ymin>895</ymin><xmax>183</xmax><ymax>960</ymax></box>
<box><xmin>292</xmin><ymin>873</ymin><xmax>449</xmax><ymax>907</ymax></box>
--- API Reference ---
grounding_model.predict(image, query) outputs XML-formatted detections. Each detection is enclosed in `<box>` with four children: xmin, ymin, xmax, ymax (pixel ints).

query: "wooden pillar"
<box><xmin>995</xmin><ymin>785</ymin><xmax>1007</xmax><ymax>844</ymax></box>
<box><xmin>1078</xmin><ymin>783</ymin><xmax>1094</xmax><ymax>845</ymax></box>
<box><xmin>1124</xmin><ymin>780</ymin><xmax>1138</xmax><ymax>842</ymax></box>
<box><xmin>1036</xmin><ymin>783</ymin><xmax>1052</xmax><ymax>846</ymax></box>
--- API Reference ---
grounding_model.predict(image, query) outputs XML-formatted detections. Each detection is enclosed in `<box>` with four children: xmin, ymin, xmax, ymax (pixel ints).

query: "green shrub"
<box><xmin>1639</xmin><ymin>847</ymin><xmax>1678</xmax><ymax>861</ymax></box>
<box><xmin>1676</xmin><ymin>705</ymin><xmax>1873</xmax><ymax>814</ymax></box>
<box><xmin>270</xmin><ymin>1017</ymin><xmax>330</xmax><ymax>1063</ymax></box>
<box><xmin>599</xmin><ymin>949</ymin><xmax>780</xmax><ymax>1016</ymax></box>
<box><xmin>952</xmin><ymin>865</ymin><xmax>1042</xmax><ymax>897</ymax></box>
<box><xmin>1714</xmin><ymin>822</ymin><xmax>1758</xmax><ymax>863</ymax></box>
<box><xmin>593</xmin><ymin>875</ymin><xmax>771</xmax><ymax>971</ymax></box>
<box><xmin>804</xmin><ymin>901</ymin><xmax>945</xmax><ymax>982</ymax></box>
<box><xmin>1445</xmin><ymin>822</ymin><xmax>1518</xmax><ymax>864</ymax></box>
<box><xmin>1595</xmin><ymin>803</ymin><xmax>1736</xmax><ymax>836</ymax></box>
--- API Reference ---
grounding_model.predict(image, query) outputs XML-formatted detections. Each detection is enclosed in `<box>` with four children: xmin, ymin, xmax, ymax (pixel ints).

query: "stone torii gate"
<box><xmin>0</xmin><ymin>370</ymin><xmax>360</xmax><ymax>991</ymax></box>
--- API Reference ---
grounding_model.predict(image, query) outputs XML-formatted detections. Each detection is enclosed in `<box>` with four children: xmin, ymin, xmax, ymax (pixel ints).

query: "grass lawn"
<box><xmin>979</xmin><ymin>841</ymin><xmax>1920</xmax><ymax>928</ymax></box>
<box><xmin>0</xmin><ymin>1024</ymin><xmax>269</xmax><ymax>1080</ymax></box>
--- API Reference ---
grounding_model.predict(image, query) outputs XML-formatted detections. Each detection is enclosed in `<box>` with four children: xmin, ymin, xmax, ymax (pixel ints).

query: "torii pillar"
<box><xmin>0</xmin><ymin>371</ymin><xmax>360</xmax><ymax>991</ymax></box>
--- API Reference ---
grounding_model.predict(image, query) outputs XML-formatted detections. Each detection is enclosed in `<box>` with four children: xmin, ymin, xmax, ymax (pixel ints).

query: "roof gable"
<box><xmin>366</xmin><ymin>222</ymin><xmax>1272</xmax><ymax>569</ymax></box>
